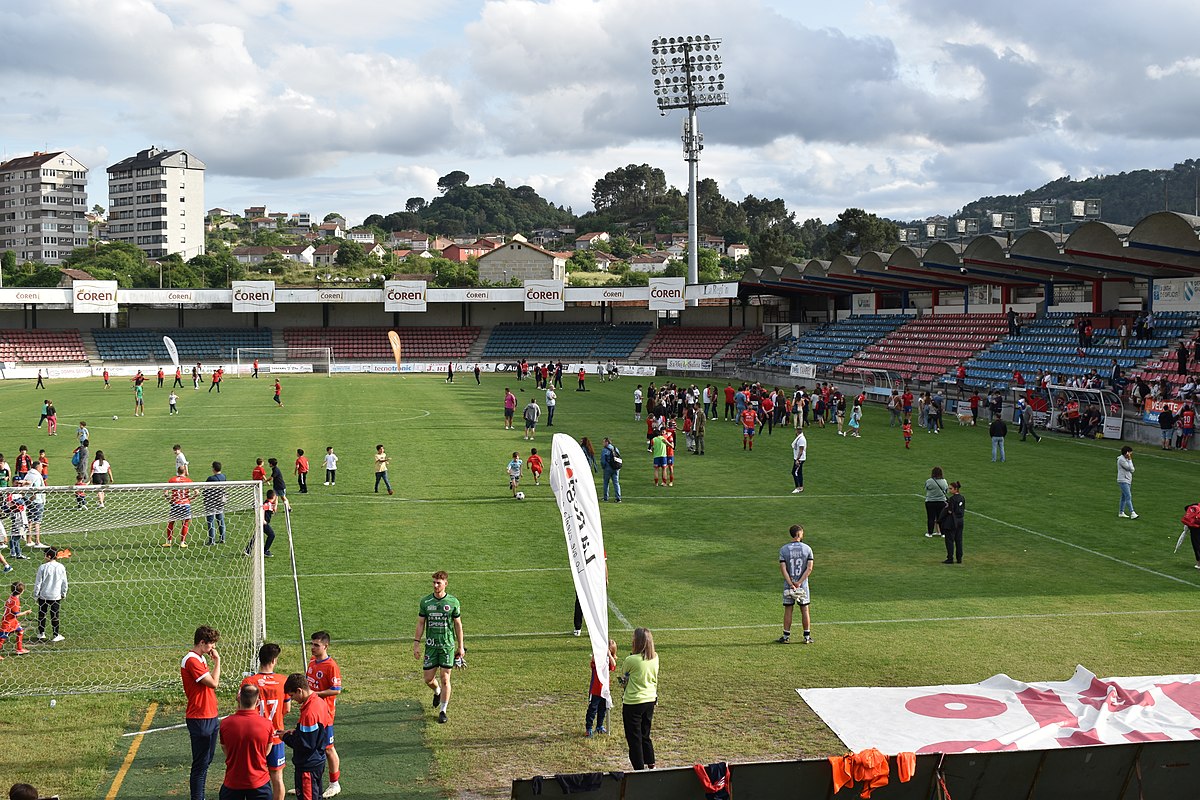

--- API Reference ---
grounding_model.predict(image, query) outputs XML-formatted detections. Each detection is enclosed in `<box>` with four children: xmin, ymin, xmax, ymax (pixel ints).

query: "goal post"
<box><xmin>234</xmin><ymin>346</ymin><xmax>334</xmax><ymax>377</ymax></box>
<box><xmin>0</xmin><ymin>480</ymin><xmax>265</xmax><ymax>697</ymax></box>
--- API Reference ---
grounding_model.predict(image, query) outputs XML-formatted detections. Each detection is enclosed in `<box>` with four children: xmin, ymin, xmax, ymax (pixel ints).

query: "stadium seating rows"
<box><xmin>752</xmin><ymin>315</ymin><xmax>910</xmax><ymax>370</ymax></box>
<box><xmin>837</xmin><ymin>313</ymin><xmax>1011</xmax><ymax>384</ymax></box>
<box><xmin>643</xmin><ymin>327</ymin><xmax>741</xmax><ymax>359</ymax></box>
<box><xmin>482</xmin><ymin>323</ymin><xmax>650</xmax><ymax>359</ymax></box>
<box><xmin>719</xmin><ymin>330</ymin><xmax>771</xmax><ymax>362</ymax></box>
<box><xmin>957</xmin><ymin>311</ymin><xmax>1200</xmax><ymax>389</ymax></box>
<box><xmin>93</xmin><ymin>328</ymin><xmax>273</xmax><ymax>362</ymax></box>
<box><xmin>0</xmin><ymin>329</ymin><xmax>87</xmax><ymax>362</ymax></box>
<box><xmin>285</xmin><ymin>327</ymin><xmax>480</xmax><ymax>359</ymax></box>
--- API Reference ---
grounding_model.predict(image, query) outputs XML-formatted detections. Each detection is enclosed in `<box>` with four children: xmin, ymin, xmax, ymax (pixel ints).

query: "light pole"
<box><xmin>651</xmin><ymin>35</ymin><xmax>727</xmax><ymax>305</ymax></box>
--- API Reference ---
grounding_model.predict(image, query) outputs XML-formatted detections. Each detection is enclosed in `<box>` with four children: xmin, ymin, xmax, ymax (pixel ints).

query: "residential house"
<box><xmin>700</xmin><ymin>234</ymin><xmax>725</xmax><ymax>250</ymax></box>
<box><xmin>290</xmin><ymin>212</ymin><xmax>312</xmax><ymax>227</ymax></box>
<box><xmin>277</xmin><ymin>244</ymin><xmax>315</xmax><ymax>265</ymax></box>
<box><xmin>574</xmin><ymin>231</ymin><xmax>610</xmax><ymax>250</ymax></box>
<box><xmin>628</xmin><ymin>253</ymin><xmax>671</xmax><ymax>273</ymax></box>
<box><xmin>249</xmin><ymin>217</ymin><xmax>276</xmax><ymax>232</ymax></box>
<box><xmin>477</xmin><ymin>240</ymin><xmax>566</xmax><ymax>283</ymax></box>
<box><xmin>442</xmin><ymin>239</ymin><xmax>497</xmax><ymax>263</ymax></box>
<box><xmin>591</xmin><ymin>251</ymin><xmax>616</xmax><ymax>272</ymax></box>
<box><xmin>318</xmin><ymin>222</ymin><xmax>345</xmax><ymax>239</ymax></box>
<box><xmin>312</xmin><ymin>243</ymin><xmax>340</xmax><ymax>266</ymax></box>
<box><xmin>243</xmin><ymin>205</ymin><xmax>266</xmax><ymax>219</ymax></box>
<box><xmin>346</xmin><ymin>229</ymin><xmax>376</xmax><ymax>245</ymax></box>
<box><xmin>231</xmin><ymin>246</ymin><xmax>274</xmax><ymax>265</ymax></box>
<box><xmin>727</xmin><ymin>243</ymin><xmax>749</xmax><ymax>262</ymax></box>
<box><xmin>324</xmin><ymin>215</ymin><xmax>347</xmax><ymax>229</ymax></box>
<box><xmin>207</xmin><ymin>207</ymin><xmax>234</xmax><ymax>219</ymax></box>
<box><xmin>363</xmin><ymin>243</ymin><xmax>387</xmax><ymax>262</ymax></box>
<box><xmin>389</xmin><ymin>229</ymin><xmax>429</xmax><ymax>250</ymax></box>
<box><xmin>664</xmin><ymin>243</ymin><xmax>686</xmax><ymax>260</ymax></box>
<box><xmin>430</xmin><ymin>236</ymin><xmax>453</xmax><ymax>252</ymax></box>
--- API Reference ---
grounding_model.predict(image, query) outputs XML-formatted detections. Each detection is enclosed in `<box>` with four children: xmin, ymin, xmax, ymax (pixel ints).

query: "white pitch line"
<box><xmin>311</xmin><ymin>492</ymin><xmax>919</xmax><ymax>505</ymax></box>
<box><xmin>321</xmin><ymin>607</ymin><xmax>1200</xmax><ymax>644</ymax></box>
<box><xmin>73</xmin><ymin>566</ymin><xmax>570</xmax><ymax>586</ymax></box>
<box><xmin>968</xmin><ymin>509</ymin><xmax>1200</xmax><ymax>588</ymax></box>
<box><xmin>608</xmin><ymin>597</ymin><xmax>633</xmax><ymax>631</ymax></box>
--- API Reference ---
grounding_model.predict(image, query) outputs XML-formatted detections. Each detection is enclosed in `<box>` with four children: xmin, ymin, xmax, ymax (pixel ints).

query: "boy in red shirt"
<box><xmin>295</xmin><ymin>449</ymin><xmax>309</xmax><ymax>494</ymax></box>
<box><xmin>527</xmin><ymin>448</ymin><xmax>544</xmax><ymax>486</ymax></box>
<box><xmin>164</xmin><ymin>466</ymin><xmax>195</xmax><ymax>547</ymax></box>
<box><xmin>252</xmin><ymin>458</ymin><xmax>267</xmax><ymax>483</ymax></box>
<box><xmin>241</xmin><ymin>643</ymin><xmax>290</xmax><ymax>800</ymax></box>
<box><xmin>220</xmin><ymin>684</ymin><xmax>274</xmax><ymax>800</ymax></box>
<box><xmin>584</xmin><ymin>639</ymin><xmax>617</xmax><ymax>737</ymax></box>
<box><xmin>306</xmin><ymin>631</ymin><xmax>342</xmax><ymax>797</ymax></box>
<box><xmin>740</xmin><ymin>407</ymin><xmax>758</xmax><ymax>450</ymax></box>
<box><xmin>182</xmin><ymin>625</ymin><xmax>222</xmax><ymax>800</ymax></box>
<box><xmin>902</xmin><ymin>421</ymin><xmax>913</xmax><ymax>449</ymax></box>
<box><xmin>282</xmin><ymin>673</ymin><xmax>333</xmax><ymax>800</ymax></box>
<box><xmin>0</xmin><ymin>580</ymin><xmax>31</xmax><ymax>657</ymax></box>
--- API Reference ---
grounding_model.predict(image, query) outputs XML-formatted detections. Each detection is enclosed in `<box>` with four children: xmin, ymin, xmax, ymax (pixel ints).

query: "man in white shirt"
<box><xmin>34</xmin><ymin>546</ymin><xmax>68</xmax><ymax>641</ymax></box>
<box><xmin>790</xmin><ymin>429</ymin><xmax>808</xmax><ymax>493</ymax></box>
<box><xmin>545</xmin><ymin>387</ymin><xmax>557</xmax><ymax>427</ymax></box>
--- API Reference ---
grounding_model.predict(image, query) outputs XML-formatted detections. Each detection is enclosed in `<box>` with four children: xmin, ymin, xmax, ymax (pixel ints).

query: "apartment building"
<box><xmin>107</xmin><ymin>146</ymin><xmax>206</xmax><ymax>259</ymax></box>
<box><xmin>0</xmin><ymin>151</ymin><xmax>89</xmax><ymax>265</ymax></box>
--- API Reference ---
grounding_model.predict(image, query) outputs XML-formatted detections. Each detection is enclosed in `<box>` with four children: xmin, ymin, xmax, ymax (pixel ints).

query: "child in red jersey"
<box><xmin>306</xmin><ymin>631</ymin><xmax>342</xmax><ymax>797</ymax></box>
<box><xmin>241</xmin><ymin>642</ymin><xmax>290</xmax><ymax>800</ymax></box>
<box><xmin>584</xmin><ymin>639</ymin><xmax>617</xmax><ymax>737</ymax></box>
<box><xmin>295</xmin><ymin>449</ymin><xmax>309</xmax><ymax>495</ymax></box>
<box><xmin>0</xmin><ymin>580</ymin><xmax>31</xmax><ymax>657</ymax></box>
<box><xmin>252</xmin><ymin>458</ymin><xmax>267</xmax><ymax>484</ymax></box>
<box><xmin>527</xmin><ymin>449</ymin><xmax>544</xmax><ymax>486</ymax></box>
<box><xmin>902</xmin><ymin>421</ymin><xmax>913</xmax><ymax>449</ymax></box>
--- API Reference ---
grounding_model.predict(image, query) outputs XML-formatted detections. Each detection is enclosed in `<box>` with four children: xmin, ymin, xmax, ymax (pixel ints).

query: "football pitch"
<box><xmin>1</xmin><ymin>371</ymin><xmax>1199</xmax><ymax>798</ymax></box>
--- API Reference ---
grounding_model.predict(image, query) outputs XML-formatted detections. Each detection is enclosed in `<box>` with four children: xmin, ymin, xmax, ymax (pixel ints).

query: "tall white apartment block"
<box><xmin>107</xmin><ymin>146</ymin><xmax>205</xmax><ymax>259</ymax></box>
<box><xmin>0</xmin><ymin>151</ymin><xmax>89</xmax><ymax>265</ymax></box>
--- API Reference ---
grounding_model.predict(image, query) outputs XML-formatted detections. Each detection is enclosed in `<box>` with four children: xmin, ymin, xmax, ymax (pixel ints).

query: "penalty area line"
<box><xmin>969</xmin><ymin>509</ymin><xmax>1200</xmax><ymax>589</ymax></box>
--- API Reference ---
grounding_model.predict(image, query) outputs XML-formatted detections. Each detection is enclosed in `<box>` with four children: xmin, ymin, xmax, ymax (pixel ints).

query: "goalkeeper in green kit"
<box><xmin>413</xmin><ymin>570</ymin><xmax>464</xmax><ymax>724</ymax></box>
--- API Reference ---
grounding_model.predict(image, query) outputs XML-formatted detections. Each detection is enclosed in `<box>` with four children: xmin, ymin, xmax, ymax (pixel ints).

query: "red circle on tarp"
<box><xmin>905</xmin><ymin>693</ymin><xmax>1008</xmax><ymax>719</ymax></box>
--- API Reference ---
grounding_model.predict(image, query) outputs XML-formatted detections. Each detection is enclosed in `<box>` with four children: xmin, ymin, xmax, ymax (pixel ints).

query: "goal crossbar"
<box><xmin>234</xmin><ymin>346</ymin><xmax>334</xmax><ymax>377</ymax></box>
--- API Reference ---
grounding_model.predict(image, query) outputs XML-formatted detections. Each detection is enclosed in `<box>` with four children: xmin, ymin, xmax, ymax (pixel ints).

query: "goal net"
<box><xmin>0</xmin><ymin>481</ymin><xmax>265</xmax><ymax>697</ymax></box>
<box><xmin>234</xmin><ymin>347</ymin><xmax>334</xmax><ymax>376</ymax></box>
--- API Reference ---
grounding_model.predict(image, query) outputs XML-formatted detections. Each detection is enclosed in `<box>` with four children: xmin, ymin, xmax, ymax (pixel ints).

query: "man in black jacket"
<box><xmin>989</xmin><ymin>415</ymin><xmax>1008</xmax><ymax>462</ymax></box>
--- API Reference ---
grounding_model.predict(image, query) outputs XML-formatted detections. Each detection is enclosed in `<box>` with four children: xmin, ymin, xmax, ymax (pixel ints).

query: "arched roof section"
<box><xmin>1127</xmin><ymin>211</ymin><xmax>1200</xmax><ymax>268</ymax></box>
<box><xmin>802</xmin><ymin>259</ymin><xmax>830</xmax><ymax>277</ymax></box>
<box><xmin>886</xmin><ymin>246</ymin><xmax>926</xmax><ymax>271</ymax></box>
<box><xmin>856</xmin><ymin>252</ymin><xmax>888</xmax><ymax>271</ymax></box>
<box><xmin>961</xmin><ymin>235</ymin><xmax>1007</xmax><ymax>263</ymax></box>
<box><xmin>827</xmin><ymin>254</ymin><xmax>860</xmax><ymax>276</ymax></box>
<box><xmin>1063</xmin><ymin>221</ymin><xmax>1130</xmax><ymax>257</ymax></box>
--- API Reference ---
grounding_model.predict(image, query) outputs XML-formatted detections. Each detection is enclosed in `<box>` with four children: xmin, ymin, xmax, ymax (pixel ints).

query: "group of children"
<box><xmin>506</xmin><ymin>449</ymin><xmax>544</xmax><ymax>497</ymax></box>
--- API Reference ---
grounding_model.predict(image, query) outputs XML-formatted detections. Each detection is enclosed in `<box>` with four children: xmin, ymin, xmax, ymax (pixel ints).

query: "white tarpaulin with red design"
<box><xmin>799</xmin><ymin>665</ymin><xmax>1200</xmax><ymax>753</ymax></box>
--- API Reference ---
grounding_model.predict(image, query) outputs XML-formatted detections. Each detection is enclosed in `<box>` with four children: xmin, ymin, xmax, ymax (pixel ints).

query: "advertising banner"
<box><xmin>801</xmin><ymin>665</ymin><xmax>1200</xmax><ymax>754</ymax></box>
<box><xmin>667</xmin><ymin>358</ymin><xmax>712</xmax><ymax>372</ymax></box>
<box><xmin>72</xmin><ymin>280</ymin><xmax>119</xmax><ymax>314</ymax></box>
<box><xmin>648</xmin><ymin>277</ymin><xmax>685</xmax><ymax>311</ymax></box>
<box><xmin>687</xmin><ymin>281</ymin><xmax>739</xmax><ymax>300</ymax></box>
<box><xmin>524</xmin><ymin>279</ymin><xmax>565</xmax><ymax>312</ymax></box>
<box><xmin>852</xmin><ymin>293</ymin><xmax>877</xmax><ymax>314</ymax></box>
<box><xmin>232</xmin><ymin>281</ymin><xmax>276</xmax><ymax>313</ymax></box>
<box><xmin>549</xmin><ymin>434</ymin><xmax>611</xmax><ymax>709</ymax></box>
<box><xmin>384</xmin><ymin>280</ymin><xmax>428</xmax><ymax>312</ymax></box>
<box><xmin>789</xmin><ymin>363</ymin><xmax>817</xmax><ymax>379</ymax></box>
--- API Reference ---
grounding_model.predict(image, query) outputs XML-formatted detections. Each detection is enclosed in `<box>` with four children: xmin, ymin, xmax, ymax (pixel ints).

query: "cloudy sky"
<box><xmin>4</xmin><ymin>0</ymin><xmax>1200</xmax><ymax>227</ymax></box>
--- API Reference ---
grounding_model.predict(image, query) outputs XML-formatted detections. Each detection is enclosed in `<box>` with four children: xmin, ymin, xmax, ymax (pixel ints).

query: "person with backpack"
<box><xmin>72</xmin><ymin>439</ymin><xmax>89</xmax><ymax>481</ymax></box>
<box><xmin>600</xmin><ymin>437</ymin><xmax>622</xmax><ymax>503</ymax></box>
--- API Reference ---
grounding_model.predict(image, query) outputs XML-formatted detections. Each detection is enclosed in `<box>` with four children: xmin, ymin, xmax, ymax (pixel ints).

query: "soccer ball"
<box><xmin>515</xmin><ymin>491</ymin><xmax>525</xmax><ymax>500</ymax></box>
<box><xmin>112</xmin><ymin>415</ymin><xmax>118</xmax><ymax>420</ymax></box>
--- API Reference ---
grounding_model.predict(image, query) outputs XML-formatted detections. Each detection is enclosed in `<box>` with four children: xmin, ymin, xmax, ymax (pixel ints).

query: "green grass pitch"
<box><xmin>1</xmin><ymin>371</ymin><xmax>1198</xmax><ymax>798</ymax></box>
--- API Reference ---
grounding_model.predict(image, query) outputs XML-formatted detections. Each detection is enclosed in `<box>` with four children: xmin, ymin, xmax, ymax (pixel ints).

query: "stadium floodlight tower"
<box><xmin>651</xmin><ymin>35</ymin><xmax>727</xmax><ymax>306</ymax></box>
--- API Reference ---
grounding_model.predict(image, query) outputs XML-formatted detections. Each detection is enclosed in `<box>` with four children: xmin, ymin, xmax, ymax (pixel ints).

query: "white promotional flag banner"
<box><xmin>163</xmin><ymin>336</ymin><xmax>180</xmax><ymax>368</ymax></box>
<box><xmin>549</xmin><ymin>433</ymin><xmax>611</xmax><ymax>707</ymax></box>
<box><xmin>800</xmin><ymin>665</ymin><xmax>1200</xmax><ymax>754</ymax></box>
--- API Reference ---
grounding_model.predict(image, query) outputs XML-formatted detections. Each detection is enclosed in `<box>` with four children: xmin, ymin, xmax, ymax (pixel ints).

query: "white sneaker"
<box><xmin>323</xmin><ymin>482</ymin><xmax>330</xmax><ymax>486</ymax></box>
<box><xmin>573</xmin><ymin>629</ymin><xmax>582</xmax><ymax>637</ymax></box>
<box><xmin>791</xmin><ymin>488</ymin><xmax>802</xmax><ymax>494</ymax></box>
<box><xmin>52</xmin><ymin>634</ymin><xmax>65</xmax><ymax>642</ymax></box>
<box><xmin>322</xmin><ymin>780</ymin><xmax>341</xmax><ymax>798</ymax></box>
<box><xmin>1130</xmin><ymin>512</ymin><xmax>1139</xmax><ymax>519</ymax></box>
<box><xmin>1118</xmin><ymin>512</ymin><xmax>1130</xmax><ymax>518</ymax></box>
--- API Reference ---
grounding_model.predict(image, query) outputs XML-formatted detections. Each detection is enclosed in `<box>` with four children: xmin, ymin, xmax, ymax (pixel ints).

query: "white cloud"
<box><xmin>3</xmin><ymin>0</ymin><xmax>1200</xmax><ymax>226</ymax></box>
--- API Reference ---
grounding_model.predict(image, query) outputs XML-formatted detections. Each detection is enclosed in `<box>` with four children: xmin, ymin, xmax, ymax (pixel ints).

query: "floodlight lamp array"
<box><xmin>650</xmin><ymin>35</ymin><xmax>727</xmax><ymax>109</ymax></box>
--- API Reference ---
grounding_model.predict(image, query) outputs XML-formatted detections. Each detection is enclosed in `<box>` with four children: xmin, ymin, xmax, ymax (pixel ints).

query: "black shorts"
<box><xmin>92</xmin><ymin>473</ymin><xmax>110</xmax><ymax>485</ymax></box>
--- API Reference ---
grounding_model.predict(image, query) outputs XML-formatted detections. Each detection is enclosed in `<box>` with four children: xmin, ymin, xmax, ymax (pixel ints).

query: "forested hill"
<box><xmin>952</xmin><ymin>158</ymin><xmax>1200</xmax><ymax>227</ymax></box>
